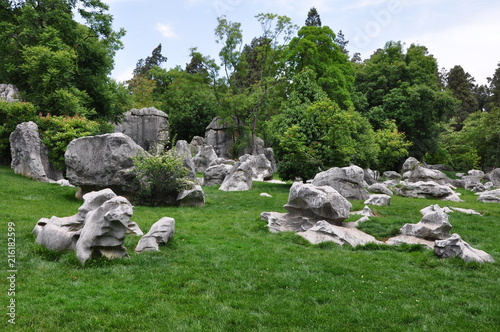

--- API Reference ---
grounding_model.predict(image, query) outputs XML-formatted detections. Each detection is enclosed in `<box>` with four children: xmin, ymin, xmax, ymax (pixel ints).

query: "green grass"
<box><xmin>0</xmin><ymin>165</ymin><xmax>499</xmax><ymax>331</ymax></box>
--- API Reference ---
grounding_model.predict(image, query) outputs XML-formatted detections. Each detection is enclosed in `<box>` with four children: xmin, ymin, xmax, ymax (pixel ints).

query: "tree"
<box><xmin>305</xmin><ymin>7</ymin><xmax>321</xmax><ymax>27</ymax></box>
<box><xmin>132</xmin><ymin>43</ymin><xmax>168</xmax><ymax>78</ymax></box>
<box><xmin>0</xmin><ymin>0</ymin><xmax>128</xmax><ymax>122</ymax></box>
<box><xmin>486</xmin><ymin>62</ymin><xmax>500</xmax><ymax>111</ymax></box>
<box><xmin>446</xmin><ymin>65</ymin><xmax>479</xmax><ymax>129</ymax></box>
<box><xmin>335</xmin><ymin>30</ymin><xmax>349</xmax><ymax>55</ymax></box>
<box><xmin>286</xmin><ymin>18</ymin><xmax>354</xmax><ymax>109</ymax></box>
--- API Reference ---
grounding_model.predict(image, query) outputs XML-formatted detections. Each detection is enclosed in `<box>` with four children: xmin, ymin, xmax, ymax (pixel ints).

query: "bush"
<box><xmin>132</xmin><ymin>150</ymin><xmax>190</xmax><ymax>206</ymax></box>
<box><xmin>36</xmin><ymin>114</ymin><xmax>108</xmax><ymax>170</ymax></box>
<box><xmin>0</xmin><ymin>101</ymin><xmax>37</xmax><ymax>161</ymax></box>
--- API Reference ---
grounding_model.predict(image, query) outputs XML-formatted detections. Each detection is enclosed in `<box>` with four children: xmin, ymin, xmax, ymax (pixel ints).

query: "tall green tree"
<box><xmin>0</xmin><ymin>0</ymin><xmax>128</xmax><ymax>122</ymax></box>
<box><xmin>305</xmin><ymin>7</ymin><xmax>321</xmax><ymax>27</ymax></box>
<box><xmin>486</xmin><ymin>62</ymin><xmax>500</xmax><ymax>111</ymax></box>
<box><xmin>446</xmin><ymin>65</ymin><xmax>479</xmax><ymax>129</ymax></box>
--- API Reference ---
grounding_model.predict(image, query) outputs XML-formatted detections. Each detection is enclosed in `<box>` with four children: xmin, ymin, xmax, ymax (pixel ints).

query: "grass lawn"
<box><xmin>0</xmin><ymin>165</ymin><xmax>499</xmax><ymax>331</ymax></box>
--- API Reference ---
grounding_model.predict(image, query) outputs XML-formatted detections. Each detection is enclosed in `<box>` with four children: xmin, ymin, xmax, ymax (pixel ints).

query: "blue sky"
<box><xmin>102</xmin><ymin>0</ymin><xmax>500</xmax><ymax>85</ymax></box>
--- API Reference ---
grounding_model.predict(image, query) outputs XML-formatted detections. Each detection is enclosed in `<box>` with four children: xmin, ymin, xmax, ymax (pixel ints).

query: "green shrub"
<box><xmin>0</xmin><ymin>101</ymin><xmax>37</xmax><ymax>161</ymax></box>
<box><xmin>132</xmin><ymin>150</ymin><xmax>190</xmax><ymax>206</ymax></box>
<box><xmin>36</xmin><ymin>114</ymin><xmax>106</xmax><ymax>170</ymax></box>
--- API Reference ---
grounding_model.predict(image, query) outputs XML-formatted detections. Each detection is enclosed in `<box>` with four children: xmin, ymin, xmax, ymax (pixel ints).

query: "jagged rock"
<box><xmin>219</xmin><ymin>161</ymin><xmax>253</xmax><ymax>192</ymax></box>
<box><xmin>298</xmin><ymin>220</ymin><xmax>381</xmax><ymax>246</ymax></box>
<box><xmin>114</xmin><ymin>107</ymin><xmax>169</xmax><ymax>153</ymax></box>
<box><xmin>208</xmin><ymin>157</ymin><xmax>235</xmax><ymax>167</ymax></box>
<box><xmin>204</xmin><ymin>116</ymin><xmax>240</xmax><ymax>159</ymax></box>
<box><xmin>402</xmin><ymin>157</ymin><xmax>419</xmax><ymax>172</ymax></box>
<box><xmin>344</xmin><ymin>216</ymin><xmax>370</xmax><ymax>228</ymax></box>
<box><xmin>0</xmin><ymin>84</ymin><xmax>19</xmax><ymax>102</ymax></box>
<box><xmin>434</xmin><ymin>234</ymin><xmax>495</xmax><ymax>263</ymax></box>
<box><xmin>476</xmin><ymin>189</ymin><xmax>500</xmax><ymax>203</ymax></box>
<box><xmin>260</xmin><ymin>193</ymin><xmax>272</xmax><ymax>198</ymax></box>
<box><xmin>403</xmin><ymin>166</ymin><xmax>449</xmax><ymax>185</ymax></box>
<box><xmin>449</xmin><ymin>207</ymin><xmax>481</xmax><ymax>215</ymax></box>
<box><xmin>385</xmin><ymin>235</ymin><xmax>434</xmax><ymax>249</ymax></box>
<box><xmin>189</xmin><ymin>136</ymin><xmax>205</xmax><ymax>156</ymax></box>
<box><xmin>364</xmin><ymin>169</ymin><xmax>379</xmax><ymax>185</ymax></box>
<box><xmin>10</xmin><ymin>121</ymin><xmax>63</xmax><ymax>183</ymax></box>
<box><xmin>312</xmin><ymin>165</ymin><xmax>370</xmax><ymax>200</ymax></box>
<box><xmin>264</xmin><ymin>147</ymin><xmax>277</xmax><ymax>172</ymax></box>
<box><xmin>468</xmin><ymin>170</ymin><xmax>484</xmax><ymax>177</ymax></box>
<box><xmin>351</xmin><ymin>205</ymin><xmax>375</xmax><ymax>217</ymax></box>
<box><xmin>203</xmin><ymin>164</ymin><xmax>233</xmax><ymax>186</ymax></box>
<box><xmin>364</xmin><ymin>194</ymin><xmax>391</xmax><ymax>206</ymax></box>
<box><xmin>174</xmin><ymin>140</ymin><xmax>196</xmax><ymax>178</ymax></box>
<box><xmin>260</xmin><ymin>212</ymin><xmax>316</xmax><ymax>233</ymax></box>
<box><xmin>383</xmin><ymin>171</ymin><xmax>401</xmax><ymax>180</ymax></box>
<box><xmin>400</xmin><ymin>205</ymin><xmax>452</xmax><ymax>240</ymax></box>
<box><xmin>441</xmin><ymin>190</ymin><xmax>464</xmax><ymax>202</ymax></box>
<box><xmin>34</xmin><ymin>216</ymin><xmax>81</xmax><ymax>252</ymax></box>
<box><xmin>176</xmin><ymin>184</ymin><xmax>205</xmax><ymax>207</ymax></box>
<box><xmin>367</xmin><ymin>183</ymin><xmax>393</xmax><ymax>195</ymax></box>
<box><xmin>135</xmin><ymin>217</ymin><xmax>175</xmax><ymax>253</ymax></box>
<box><xmin>239</xmin><ymin>154</ymin><xmax>274</xmax><ymax>181</ymax></box>
<box><xmin>284</xmin><ymin>182</ymin><xmax>352</xmax><ymax>224</ymax></box>
<box><xmin>490</xmin><ymin>168</ymin><xmax>500</xmax><ymax>187</ymax></box>
<box><xmin>395</xmin><ymin>181</ymin><xmax>458</xmax><ymax>200</ymax></box>
<box><xmin>65</xmin><ymin>133</ymin><xmax>146</xmax><ymax>196</ymax></box>
<box><xmin>193</xmin><ymin>145</ymin><xmax>218</xmax><ymax>173</ymax></box>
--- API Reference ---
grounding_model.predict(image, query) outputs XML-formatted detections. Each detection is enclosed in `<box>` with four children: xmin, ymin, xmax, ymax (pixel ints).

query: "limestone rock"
<box><xmin>10</xmin><ymin>121</ymin><xmax>62</xmax><ymax>182</ymax></box>
<box><xmin>260</xmin><ymin>212</ymin><xmax>316</xmax><ymax>233</ymax></box>
<box><xmin>219</xmin><ymin>161</ymin><xmax>253</xmax><ymax>192</ymax></box>
<box><xmin>284</xmin><ymin>182</ymin><xmax>352</xmax><ymax>224</ymax></box>
<box><xmin>189</xmin><ymin>136</ymin><xmax>205</xmax><ymax>156</ymax></box>
<box><xmin>76</xmin><ymin>196</ymin><xmax>133</xmax><ymax>264</ymax></box>
<box><xmin>193</xmin><ymin>145</ymin><xmax>218</xmax><ymax>173</ymax></box>
<box><xmin>403</xmin><ymin>166</ymin><xmax>449</xmax><ymax>185</ymax></box>
<box><xmin>114</xmin><ymin>107</ymin><xmax>169</xmax><ymax>153</ymax></box>
<box><xmin>298</xmin><ymin>220</ymin><xmax>380</xmax><ymax>246</ymax></box>
<box><xmin>400</xmin><ymin>205</ymin><xmax>452</xmax><ymax>240</ymax></box>
<box><xmin>174</xmin><ymin>140</ymin><xmax>196</xmax><ymax>178</ymax></box>
<box><xmin>364</xmin><ymin>194</ymin><xmax>391</xmax><ymax>206</ymax></box>
<box><xmin>434</xmin><ymin>234</ymin><xmax>495</xmax><ymax>263</ymax></box>
<box><xmin>0</xmin><ymin>84</ymin><xmax>19</xmax><ymax>102</ymax></box>
<box><xmin>65</xmin><ymin>133</ymin><xmax>146</xmax><ymax>196</ymax></box>
<box><xmin>312</xmin><ymin>165</ymin><xmax>370</xmax><ymax>200</ymax></box>
<box><xmin>204</xmin><ymin>116</ymin><xmax>240</xmax><ymax>159</ymax></box>
<box><xmin>239</xmin><ymin>153</ymin><xmax>274</xmax><ymax>181</ymax></box>
<box><xmin>368</xmin><ymin>183</ymin><xmax>393</xmax><ymax>195</ymax></box>
<box><xmin>204</xmin><ymin>164</ymin><xmax>233</xmax><ymax>186</ymax></box>
<box><xmin>385</xmin><ymin>235</ymin><xmax>434</xmax><ymax>249</ymax></box>
<box><xmin>135</xmin><ymin>217</ymin><xmax>175</xmax><ymax>252</ymax></box>
<box><xmin>383</xmin><ymin>171</ymin><xmax>401</xmax><ymax>180</ymax></box>
<box><xmin>351</xmin><ymin>205</ymin><xmax>375</xmax><ymax>217</ymax></box>
<box><xmin>490</xmin><ymin>168</ymin><xmax>500</xmax><ymax>187</ymax></box>
<box><xmin>476</xmin><ymin>189</ymin><xmax>500</xmax><ymax>203</ymax></box>
<box><xmin>402</xmin><ymin>157</ymin><xmax>419</xmax><ymax>172</ymax></box>
<box><xmin>395</xmin><ymin>181</ymin><xmax>457</xmax><ymax>200</ymax></box>
<box><xmin>34</xmin><ymin>216</ymin><xmax>81</xmax><ymax>252</ymax></box>
<box><xmin>176</xmin><ymin>184</ymin><xmax>205</xmax><ymax>207</ymax></box>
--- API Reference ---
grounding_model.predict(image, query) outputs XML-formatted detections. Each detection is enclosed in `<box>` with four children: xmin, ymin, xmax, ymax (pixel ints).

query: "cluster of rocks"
<box><xmin>33</xmin><ymin>189</ymin><xmax>176</xmax><ymax>264</ymax></box>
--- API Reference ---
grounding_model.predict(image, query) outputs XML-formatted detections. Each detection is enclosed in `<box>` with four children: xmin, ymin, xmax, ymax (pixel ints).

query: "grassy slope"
<box><xmin>0</xmin><ymin>165</ymin><xmax>499</xmax><ymax>331</ymax></box>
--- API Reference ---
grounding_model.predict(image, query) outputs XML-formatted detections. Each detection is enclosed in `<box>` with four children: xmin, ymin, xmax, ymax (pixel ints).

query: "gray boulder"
<box><xmin>174</xmin><ymin>140</ymin><xmax>196</xmax><ymax>178</ymax></box>
<box><xmin>189</xmin><ymin>136</ymin><xmax>205</xmax><ymax>156</ymax></box>
<box><xmin>176</xmin><ymin>183</ymin><xmax>205</xmax><ymax>207</ymax></box>
<box><xmin>350</xmin><ymin>205</ymin><xmax>375</xmax><ymax>217</ymax></box>
<box><xmin>385</xmin><ymin>235</ymin><xmax>434</xmax><ymax>249</ymax></box>
<box><xmin>76</xmin><ymin>196</ymin><xmax>133</xmax><ymax>264</ymax></box>
<box><xmin>205</xmin><ymin>116</ymin><xmax>240</xmax><ymax>159</ymax></box>
<box><xmin>402</xmin><ymin>157</ymin><xmax>419</xmax><ymax>172</ymax></box>
<box><xmin>476</xmin><ymin>189</ymin><xmax>500</xmax><ymax>203</ymax></box>
<box><xmin>114</xmin><ymin>107</ymin><xmax>169</xmax><ymax>153</ymax></box>
<box><xmin>0</xmin><ymin>84</ymin><xmax>19</xmax><ymax>102</ymax></box>
<box><xmin>219</xmin><ymin>161</ymin><xmax>253</xmax><ymax>191</ymax></box>
<box><xmin>239</xmin><ymin>154</ymin><xmax>274</xmax><ymax>181</ymax></box>
<box><xmin>260</xmin><ymin>212</ymin><xmax>315</xmax><ymax>233</ymax></box>
<box><xmin>363</xmin><ymin>168</ymin><xmax>379</xmax><ymax>186</ymax></box>
<box><xmin>65</xmin><ymin>133</ymin><xmax>146</xmax><ymax>196</ymax></box>
<box><xmin>490</xmin><ymin>168</ymin><xmax>500</xmax><ymax>187</ymax></box>
<box><xmin>204</xmin><ymin>164</ymin><xmax>233</xmax><ymax>186</ymax></box>
<box><xmin>367</xmin><ymin>183</ymin><xmax>393</xmax><ymax>195</ymax></box>
<box><xmin>364</xmin><ymin>194</ymin><xmax>391</xmax><ymax>206</ymax></box>
<box><xmin>193</xmin><ymin>145</ymin><xmax>218</xmax><ymax>173</ymax></box>
<box><xmin>284</xmin><ymin>182</ymin><xmax>352</xmax><ymax>224</ymax></box>
<box><xmin>383</xmin><ymin>171</ymin><xmax>401</xmax><ymax>180</ymax></box>
<box><xmin>135</xmin><ymin>217</ymin><xmax>175</xmax><ymax>253</ymax></box>
<box><xmin>434</xmin><ymin>234</ymin><xmax>495</xmax><ymax>263</ymax></box>
<box><xmin>312</xmin><ymin>165</ymin><xmax>370</xmax><ymax>200</ymax></box>
<box><xmin>298</xmin><ymin>220</ymin><xmax>380</xmax><ymax>246</ymax></box>
<box><xmin>9</xmin><ymin>121</ymin><xmax>63</xmax><ymax>182</ymax></box>
<box><xmin>400</xmin><ymin>205</ymin><xmax>452</xmax><ymax>240</ymax></box>
<box><xmin>395</xmin><ymin>181</ymin><xmax>459</xmax><ymax>200</ymax></box>
<box><xmin>403</xmin><ymin>166</ymin><xmax>449</xmax><ymax>185</ymax></box>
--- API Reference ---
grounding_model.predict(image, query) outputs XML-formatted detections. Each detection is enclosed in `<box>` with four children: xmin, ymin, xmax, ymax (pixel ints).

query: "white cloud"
<box><xmin>156</xmin><ymin>23</ymin><xmax>178</xmax><ymax>38</ymax></box>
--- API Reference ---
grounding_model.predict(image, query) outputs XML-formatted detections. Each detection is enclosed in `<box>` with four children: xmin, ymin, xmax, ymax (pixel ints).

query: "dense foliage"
<box><xmin>0</xmin><ymin>100</ymin><xmax>36</xmax><ymax>161</ymax></box>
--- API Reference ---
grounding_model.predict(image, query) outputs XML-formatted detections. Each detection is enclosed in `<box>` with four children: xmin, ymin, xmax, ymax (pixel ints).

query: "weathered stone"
<box><xmin>476</xmin><ymin>189</ymin><xmax>500</xmax><ymax>203</ymax></box>
<box><xmin>76</xmin><ymin>196</ymin><xmax>133</xmax><ymax>264</ymax></box>
<box><xmin>203</xmin><ymin>164</ymin><xmax>232</xmax><ymax>186</ymax></box>
<box><xmin>204</xmin><ymin>116</ymin><xmax>240</xmax><ymax>159</ymax></box>
<box><xmin>402</xmin><ymin>157</ymin><xmax>419</xmax><ymax>172</ymax></box>
<box><xmin>385</xmin><ymin>235</ymin><xmax>434</xmax><ymax>249</ymax></box>
<box><xmin>490</xmin><ymin>168</ymin><xmax>500</xmax><ymax>187</ymax></box>
<box><xmin>135</xmin><ymin>217</ymin><xmax>175</xmax><ymax>253</ymax></box>
<box><xmin>284</xmin><ymin>182</ymin><xmax>352</xmax><ymax>224</ymax></box>
<box><xmin>34</xmin><ymin>216</ymin><xmax>81</xmax><ymax>252</ymax></box>
<box><xmin>363</xmin><ymin>168</ymin><xmax>379</xmax><ymax>186</ymax></box>
<box><xmin>0</xmin><ymin>84</ymin><xmax>19</xmax><ymax>102</ymax></box>
<box><xmin>400</xmin><ymin>205</ymin><xmax>452</xmax><ymax>240</ymax></box>
<box><xmin>193</xmin><ymin>145</ymin><xmax>218</xmax><ymax>173</ymax></box>
<box><xmin>364</xmin><ymin>194</ymin><xmax>391</xmax><ymax>206</ymax></box>
<box><xmin>208</xmin><ymin>157</ymin><xmax>235</xmax><ymax>167</ymax></box>
<box><xmin>434</xmin><ymin>234</ymin><xmax>495</xmax><ymax>263</ymax></box>
<box><xmin>312</xmin><ymin>165</ymin><xmax>370</xmax><ymax>200</ymax></box>
<box><xmin>239</xmin><ymin>154</ymin><xmax>274</xmax><ymax>181</ymax></box>
<box><xmin>260</xmin><ymin>193</ymin><xmax>272</xmax><ymax>198</ymax></box>
<box><xmin>10</xmin><ymin>121</ymin><xmax>63</xmax><ymax>182</ymax></box>
<box><xmin>114</xmin><ymin>107</ymin><xmax>169</xmax><ymax>153</ymax></box>
<box><xmin>395</xmin><ymin>181</ymin><xmax>457</xmax><ymax>200</ymax></box>
<box><xmin>367</xmin><ymin>183</ymin><xmax>393</xmax><ymax>195</ymax></box>
<box><xmin>65</xmin><ymin>133</ymin><xmax>146</xmax><ymax>196</ymax></box>
<box><xmin>403</xmin><ymin>166</ymin><xmax>449</xmax><ymax>185</ymax></box>
<box><xmin>219</xmin><ymin>161</ymin><xmax>253</xmax><ymax>192</ymax></box>
<box><xmin>189</xmin><ymin>136</ymin><xmax>205</xmax><ymax>156</ymax></box>
<box><xmin>260</xmin><ymin>212</ymin><xmax>316</xmax><ymax>233</ymax></box>
<box><xmin>383</xmin><ymin>171</ymin><xmax>401</xmax><ymax>180</ymax></box>
<box><xmin>176</xmin><ymin>184</ymin><xmax>205</xmax><ymax>207</ymax></box>
<box><xmin>351</xmin><ymin>205</ymin><xmax>375</xmax><ymax>217</ymax></box>
<box><xmin>468</xmin><ymin>170</ymin><xmax>484</xmax><ymax>177</ymax></box>
<box><xmin>174</xmin><ymin>140</ymin><xmax>196</xmax><ymax>178</ymax></box>
<box><xmin>449</xmin><ymin>207</ymin><xmax>481</xmax><ymax>215</ymax></box>
<box><xmin>298</xmin><ymin>220</ymin><xmax>381</xmax><ymax>246</ymax></box>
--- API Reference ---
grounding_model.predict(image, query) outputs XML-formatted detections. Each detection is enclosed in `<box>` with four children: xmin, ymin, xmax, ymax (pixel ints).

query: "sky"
<box><xmin>101</xmin><ymin>0</ymin><xmax>500</xmax><ymax>85</ymax></box>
